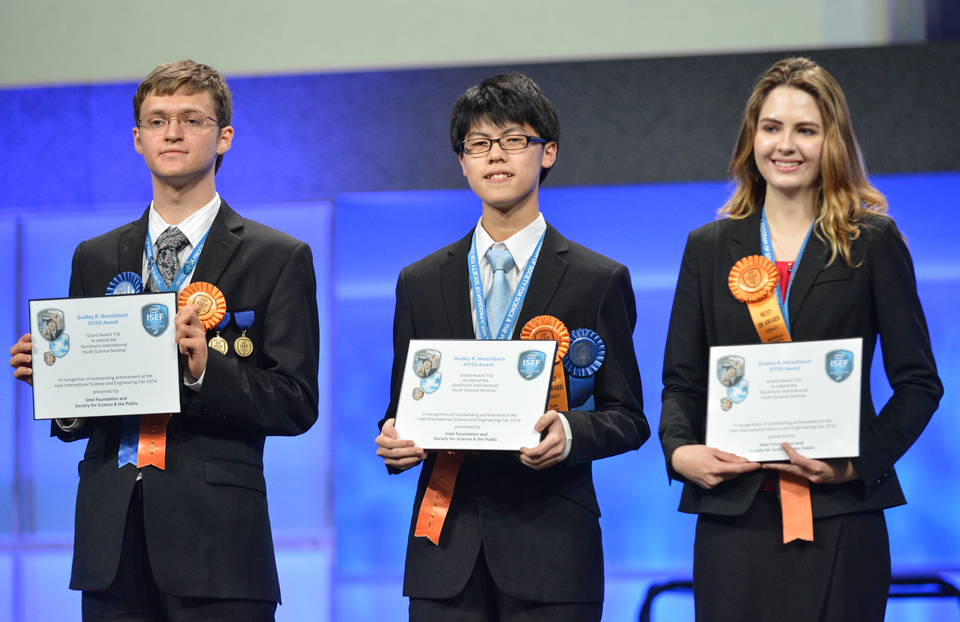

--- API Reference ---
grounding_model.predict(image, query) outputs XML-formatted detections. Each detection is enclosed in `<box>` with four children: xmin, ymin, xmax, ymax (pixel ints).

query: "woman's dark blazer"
<box><xmin>660</xmin><ymin>210</ymin><xmax>942</xmax><ymax>519</ymax></box>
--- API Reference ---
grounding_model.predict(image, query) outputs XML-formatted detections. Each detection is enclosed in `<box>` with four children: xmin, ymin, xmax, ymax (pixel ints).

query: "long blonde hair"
<box><xmin>720</xmin><ymin>57</ymin><xmax>888</xmax><ymax>266</ymax></box>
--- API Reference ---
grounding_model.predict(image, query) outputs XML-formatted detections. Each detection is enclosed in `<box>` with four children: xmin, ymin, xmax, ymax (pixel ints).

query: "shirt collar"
<box><xmin>474</xmin><ymin>213</ymin><xmax>546</xmax><ymax>272</ymax></box>
<box><xmin>147</xmin><ymin>193</ymin><xmax>221</xmax><ymax>248</ymax></box>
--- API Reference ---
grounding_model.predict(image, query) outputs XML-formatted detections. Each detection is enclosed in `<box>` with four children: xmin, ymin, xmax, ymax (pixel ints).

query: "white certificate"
<box><xmin>705</xmin><ymin>337</ymin><xmax>862</xmax><ymax>461</ymax></box>
<box><xmin>395</xmin><ymin>339</ymin><xmax>558</xmax><ymax>450</ymax></box>
<box><xmin>30</xmin><ymin>293</ymin><xmax>182</xmax><ymax>420</ymax></box>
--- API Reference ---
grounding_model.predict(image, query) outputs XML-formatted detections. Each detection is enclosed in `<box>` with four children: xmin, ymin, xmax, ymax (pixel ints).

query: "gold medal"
<box><xmin>234</xmin><ymin>332</ymin><xmax>254</xmax><ymax>357</ymax></box>
<box><xmin>208</xmin><ymin>334</ymin><xmax>228</xmax><ymax>355</ymax></box>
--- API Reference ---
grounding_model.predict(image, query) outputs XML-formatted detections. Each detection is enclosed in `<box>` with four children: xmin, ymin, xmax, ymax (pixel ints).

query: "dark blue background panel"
<box><xmin>2</xmin><ymin>45</ymin><xmax>957</xmax><ymax>214</ymax></box>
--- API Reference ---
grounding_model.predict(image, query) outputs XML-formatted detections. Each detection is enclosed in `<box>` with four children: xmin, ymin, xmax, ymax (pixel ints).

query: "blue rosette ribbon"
<box><xmin>562</xmin><ymin>328</ymin><xmax>605</xmax><ymax>409</ymax></box>
<box><xmin>105</xmin><ymin>272</ymin><xmax>144</xmax><ymax>296</ymax></box>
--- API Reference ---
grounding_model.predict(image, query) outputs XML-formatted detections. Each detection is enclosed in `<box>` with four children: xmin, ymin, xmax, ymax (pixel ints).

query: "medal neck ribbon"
<box><xmin>414</xmin><ymin>228</ymin><xmax>546</xmax><ymax>547</ymax></box>
<box><xmin>469</xmin><ymin>229</ymin><xmax>545</xmax><ymax>341</ymax></box>
<box><xmin>144</xmin><ymin>229</ymin><xmax>210</xmax><ymax>293</ymax></box>
<box><xmin>759</xmin><ymin>207</ymin><xmax>814</xmax><ymax>335</ymax></box>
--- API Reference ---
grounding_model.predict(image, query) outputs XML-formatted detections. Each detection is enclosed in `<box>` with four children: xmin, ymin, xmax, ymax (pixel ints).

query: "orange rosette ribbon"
<box><xmin>178</xmin><ymin>282</ymin><xmax>226</xmax><ymax>331</ymax></box>
<box><xmin>728</xmin><ymin>256</ymin><xmax>790</xmax><ymax>344</ymax></box>
<box><xmin>520</xmin><ymin>315</ymin><xmax>570</xmax><ymax>412</ymax></box>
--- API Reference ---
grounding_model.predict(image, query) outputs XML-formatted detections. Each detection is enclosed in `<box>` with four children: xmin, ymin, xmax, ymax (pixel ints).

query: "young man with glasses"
<box><xmin>375</xmin><ymin>73</ymin><xmax>648</xmax><ymax>621</ymax></box>
<box><xmin>9</xmin><ymin>60</ymin><xmax>319</xmax><ymax>621</ymax></box>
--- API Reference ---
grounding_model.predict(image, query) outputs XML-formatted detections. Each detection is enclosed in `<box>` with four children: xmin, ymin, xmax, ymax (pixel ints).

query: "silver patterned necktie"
<box><xmin>147</xmin><ymin>226</ymin><xmax>190</xmax><ymax>292</ymax></box>
<box><xmin>485</xmin><ymin>247</ymin><xmax>515</xmax><ymax>337</ymax></box>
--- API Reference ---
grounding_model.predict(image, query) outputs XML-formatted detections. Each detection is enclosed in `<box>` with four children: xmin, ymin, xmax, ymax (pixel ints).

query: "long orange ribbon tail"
<box><xmin>414</xmin><ymin>451</ymin><xmax>466</xmax><ymax>545</ymax></box>
<box><xmin>136</xmin><ymin>414</ymin><xmax>172</xmax><ymax>470</ymax></box>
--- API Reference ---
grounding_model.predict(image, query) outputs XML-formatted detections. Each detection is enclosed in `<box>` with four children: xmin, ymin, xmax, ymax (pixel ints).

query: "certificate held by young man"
<box><xmin>30</xmin><ymin>292</ymin><xmax>181</xmax><ymax>420</ymax></box>
<box><xmin>394</xmin><ymin>339</ymin><xmax>558</xmax><ymax>450</ymax></box>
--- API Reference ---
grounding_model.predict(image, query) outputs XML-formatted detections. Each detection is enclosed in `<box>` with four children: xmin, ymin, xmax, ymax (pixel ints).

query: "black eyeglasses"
<box><xmin>138</xmin><ymin>112</ymin><xmax>223</xmax><ymax>133</ymax></box>
<box><xmin>459</xmin><ymin>134</ymin><xmax>547</xmax><ymax>155</ymax></box>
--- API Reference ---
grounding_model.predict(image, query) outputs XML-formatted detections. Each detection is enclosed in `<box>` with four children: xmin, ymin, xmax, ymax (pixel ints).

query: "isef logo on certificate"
<box><xmin>517</xmin><ymin>351</ymin><xmax>547</xmax><ymax>380</ymax></box>
<box><xmin>826</xmin><ymin>350</ymin><xmax>854</xmax><ymax>382</ymax></box>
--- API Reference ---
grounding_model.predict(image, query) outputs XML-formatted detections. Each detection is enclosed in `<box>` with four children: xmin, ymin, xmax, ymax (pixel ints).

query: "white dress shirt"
<box><xmin>470</xmin><ymin>214</ymin><xmax>572</xmax><ymax>460</ymax></box>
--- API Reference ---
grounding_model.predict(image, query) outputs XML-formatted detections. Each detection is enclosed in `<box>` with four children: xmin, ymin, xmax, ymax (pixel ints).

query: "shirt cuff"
<box><xmin>558</xmin><ymin>412</ymin><xmax>573</xmax><ymax>461</ymax></box>
<box><xmin>184</xmin><ymin>369</ymin><xmax>205</xmax><ymax>392</ymax></box>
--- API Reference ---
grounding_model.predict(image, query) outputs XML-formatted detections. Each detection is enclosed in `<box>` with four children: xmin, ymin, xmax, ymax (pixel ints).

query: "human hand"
<box><xmin>9</xmin><ymin>333</ymin><xmax>33</xmax><ymax>386</ymax></box>
<box><xmin>175</xmin><ymin>304</ymin><xmax>208</xmax><ymax>380</ymax></box>
<box><xmin>518</xmin><ymin>410</ymin><xmax>566</xmax><ymax>470</ymax></box>
<box><xmin>762</xmin><ymin>442</ymin><xmax>859</xmax><ymax>484</ymax></box>
<box><xmin>671</xmin><ymin>444</ymin><xmax>761</xmax><ymax>489</ymax></box>
<box><xmin>376</xmin><ymin>418</ymin><xmax>425</xmax><ymax>470</ymax></box>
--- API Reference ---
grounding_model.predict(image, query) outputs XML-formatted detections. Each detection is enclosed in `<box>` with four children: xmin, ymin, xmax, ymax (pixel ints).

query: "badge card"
<box><xmin>30</xmin><ymin>293</ymin><xmax>182</xmax><ymax>419</ymax></box>
<box><xmin>705</xmin><ymin>337</ymin><xmax>862</xmax><ymax>461</ymax></box>
<box><xmin>395</xmin><ymin>339</ymin><xmax>558</xmax><ymax>450</ymax></box>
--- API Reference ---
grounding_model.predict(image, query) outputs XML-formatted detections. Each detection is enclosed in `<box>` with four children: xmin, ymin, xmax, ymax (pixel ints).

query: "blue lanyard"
<box><xmin>143</xmin><ymin>229</ymin><xmax>209</xmax><ymax>293</ymax></box>
<box><xmin>469</xmin><ymin>229</ymin><xmax>545</xmax><ymax>340</ymax></box>
<box><xmin>759</xmin><ymin>207</ymin><xmax>814</xmax><ymax>334</ymax></box>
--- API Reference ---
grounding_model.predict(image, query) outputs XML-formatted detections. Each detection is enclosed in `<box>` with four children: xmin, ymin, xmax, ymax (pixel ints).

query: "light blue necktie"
<box><xmin>485</xmin><ymin>247</ymin><xmax>515</xmax><ymax>338</ymax></box>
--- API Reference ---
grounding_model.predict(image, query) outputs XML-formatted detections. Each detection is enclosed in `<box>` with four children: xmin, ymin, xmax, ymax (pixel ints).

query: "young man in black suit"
<box><xmin>9</xmin><ymin>60</ymin><xmax>319</xmax><ymax>621</ymax></box>
<box><xmin>375</xmin><ymin>73</ymin><xmax>648</xmax><ymax>621</ymax></box>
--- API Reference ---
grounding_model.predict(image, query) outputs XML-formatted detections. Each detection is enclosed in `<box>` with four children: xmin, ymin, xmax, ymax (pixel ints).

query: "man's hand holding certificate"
<box><xmin>706</xmin><ymin>338</ymin><xmax>862</xmax><ymax>462</ymax></box>
<box><xmin>394</xmin><ymin>339</ymin><xmax>558</xmax><ymax>450</ymax></box>
<box><xmin>30</xmin><ymin>293</ymin><xmax>181</xmax><ymax>420</ymax></box>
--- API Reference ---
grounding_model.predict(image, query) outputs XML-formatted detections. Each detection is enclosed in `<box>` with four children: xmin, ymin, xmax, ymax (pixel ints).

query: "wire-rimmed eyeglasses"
<box><xmin>138</xmin><ymin>112</ymin><xmax>223</xmax><ymax>133</ymax></box>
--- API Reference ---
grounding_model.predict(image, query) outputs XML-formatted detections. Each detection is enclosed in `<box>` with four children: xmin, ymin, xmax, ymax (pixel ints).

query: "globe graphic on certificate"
<box><xmin>50</xmin><ymin>334</ymin><xmax>70</xmax><ymax>358</ymax></box>
<box><xmin>420</xmin><ymin>372</ymin><xmax>442</xmax><ymax>394</ymax></box>
<box><xmin>727</xmin><ymin>379</ymin><xmax>748</xmax><ymax>404</ymax></box>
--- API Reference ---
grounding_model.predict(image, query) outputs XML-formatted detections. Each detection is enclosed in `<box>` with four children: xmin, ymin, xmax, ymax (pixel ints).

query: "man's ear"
<box><xmin>216</xmin><ymin>125</ymin><xmax>234</xmax><ymax>155</ymax></box>
<box><xmin>540</xmin><ymin>141</ymin><xmax>558</xmax><ymax>170</ymax></box>
<box><xmin>133</xmin><ymin>127</ymin><xmax>143</xmax><ymax>155</ymax></box>
<box><xmin>459</xmin><ymin>152</ymin><xmax>468</xmax><ymax>178</ymax></box>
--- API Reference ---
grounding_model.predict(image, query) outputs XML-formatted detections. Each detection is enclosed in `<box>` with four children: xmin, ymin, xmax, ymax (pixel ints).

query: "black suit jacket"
<box><xmin>660</xmin><ymin>211</ymin><xmax>942</xmax><ymax>519</ymax></box>
<box><xmin>53</xmin><ymin>201</ymin><xmax>319</xmax><ymax>601</ymax></box>
<box><xmin>381</xmin><ymin>223</ymin><xmax>648</xmax><ymax>603</ymax></box>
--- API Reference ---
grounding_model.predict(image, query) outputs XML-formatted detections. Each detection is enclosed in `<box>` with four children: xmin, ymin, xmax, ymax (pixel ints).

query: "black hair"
<box><xmin>450</xmin><ymin>73</ymin><xmax>560</xmax><ymax>183</ymax></box>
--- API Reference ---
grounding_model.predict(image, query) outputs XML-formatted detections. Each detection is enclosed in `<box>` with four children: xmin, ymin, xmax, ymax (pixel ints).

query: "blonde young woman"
<box><xmin>659</xmin><ymin>57</ymin><xmax>942</xmax><ymax>621</ymax></box>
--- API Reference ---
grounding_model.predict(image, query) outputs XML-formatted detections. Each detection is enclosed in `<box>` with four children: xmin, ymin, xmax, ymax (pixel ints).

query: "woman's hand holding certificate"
<box><xmin>763</xmin><ymin>442</ymin><xmax>859</xmax><ymax>484</ymax></box>
<box><xmin>671</xmin><ymin>444</ymin><xmax>761</xmax><ymax>489</ymax></box>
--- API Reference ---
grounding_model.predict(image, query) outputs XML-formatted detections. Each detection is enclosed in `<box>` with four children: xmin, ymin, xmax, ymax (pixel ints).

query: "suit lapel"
<box><xmin>439</xmin><ymin>231</ymin><xmax>475</xmax><ymax>339</ymax></box>
<box><xmin>118</xmin><ymin>207</ymin><xmax>151</xmax><ymax>274</ymax></box>
<box><xmin>191</xmin><ymin>200</ymin><xmax>243</xmax><ymax>286</ymax></box>
<box><xmin>785</xmin><ymin>229</ymin><xmax>828</xmax><ymax>332</ymax></box>
<box><xmin>514</xmin><ymin>224</ymin><xmax>568</xmax><ymax>333</ymax></box>
<box><xmin>727</xmin><ymin>211</ymin><xmax>763</xmax><ymax>266</ymax></box>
